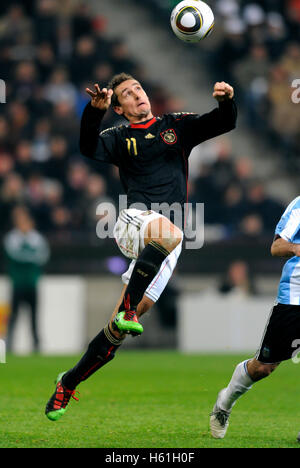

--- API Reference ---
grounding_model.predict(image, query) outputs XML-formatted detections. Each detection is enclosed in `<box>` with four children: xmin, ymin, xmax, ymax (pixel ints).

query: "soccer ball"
<box><xmin>170</xmin><ymin>0</ymin><xmax>214</xmax><ymax>43</ymax></box>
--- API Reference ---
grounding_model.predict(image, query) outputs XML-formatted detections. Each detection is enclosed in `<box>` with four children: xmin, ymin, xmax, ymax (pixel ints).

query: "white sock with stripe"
<box><xmin>218</xmin><ymin>360</ymin><xmax>254</xmax><ymax>412</ymax></box>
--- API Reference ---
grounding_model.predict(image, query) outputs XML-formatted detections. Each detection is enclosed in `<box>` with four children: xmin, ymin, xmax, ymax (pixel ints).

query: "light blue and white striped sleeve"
<box><xmin>275</xmin><ymin>196</ymin><xmax>300</xmax><ymax>242</ymax></box>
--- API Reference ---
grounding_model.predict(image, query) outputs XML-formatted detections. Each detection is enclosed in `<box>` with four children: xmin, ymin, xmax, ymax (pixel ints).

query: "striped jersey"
<box><xmin>275</xmin><ymin>196</ymin><xmax>300</xmax><ymax>304</ymax></box>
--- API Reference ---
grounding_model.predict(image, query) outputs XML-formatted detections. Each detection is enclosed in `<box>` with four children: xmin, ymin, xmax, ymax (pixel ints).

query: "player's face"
<box><xmin>114</xmin><ymin>80</ymin><xmax>152</xmax><ymax>122</ymax></box>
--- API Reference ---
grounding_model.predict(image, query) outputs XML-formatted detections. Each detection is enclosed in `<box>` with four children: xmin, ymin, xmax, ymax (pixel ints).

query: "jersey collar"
<box><xmin>130</xmin><ymin>117</ymin><xmax>157</xmax><ymax>129</ymax></box>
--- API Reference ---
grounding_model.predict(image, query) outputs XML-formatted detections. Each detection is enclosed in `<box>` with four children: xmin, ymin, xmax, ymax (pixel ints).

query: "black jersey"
<box><xmin>80</xmin><ymin>100</ymin><xmax>237</xmax><ymax>215</ymax></box>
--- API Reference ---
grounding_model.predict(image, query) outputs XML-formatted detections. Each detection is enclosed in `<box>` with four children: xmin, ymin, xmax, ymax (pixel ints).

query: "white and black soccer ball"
<box><xmin>170</xmin><ymin>0</ymin><xmax>214</xmax><ymax>43</ymax></box>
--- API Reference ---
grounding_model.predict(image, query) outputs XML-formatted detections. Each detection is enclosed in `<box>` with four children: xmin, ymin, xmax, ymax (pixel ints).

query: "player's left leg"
<box><xmin>210</xmin><ymin>358</ymin><xmax>280</xmax><ymax>439</ymax></box>
<box><xmin>45</xmin><ymin>286</ymin><xmax>155</xmax><ymax>421</ymax></box>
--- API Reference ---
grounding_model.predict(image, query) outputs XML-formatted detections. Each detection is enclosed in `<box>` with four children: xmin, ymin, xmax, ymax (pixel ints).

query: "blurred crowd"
<box><xmin>0</xmin><ymin>0</ymin><xmax>180</xmax><ymax>240</ymax></box>
<box><xmin>147</xmin><ymin>0</ymin><xmax>300</xmax><ymax>171</ymax></box>
<box><xmin>188</xmin><ymin>136</ymin><xmax>284</xmax><ymax>239</ymax></box>
<box><xmin>208</xmin><ymin>0</ymin><xmax>300</xmax><ymax>172</ymax></box>
<box><xmin>0</xmin><ymin>0</ymin><xmax>289</xmax><ymax>243</ymax></box>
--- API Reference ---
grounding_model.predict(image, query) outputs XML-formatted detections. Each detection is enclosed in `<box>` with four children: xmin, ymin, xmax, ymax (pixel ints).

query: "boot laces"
<box><xmin>210</xmin><ymin>408</ymin><xmax>230</xmax><ymax>427</ymax></box>
<box><xmin>123</xmin><ymin>293</ymin><xmax>137</xmax><ymax>321</ymax></box>
<box><xmin>58</xmin><ymin>382</ymin><xmax>80</xmax><ymax>406</ymax></box>
<box><xmin>124</xmin><ymin>310</ymin><xmax>136</xmax><ymax>321</ymax></box>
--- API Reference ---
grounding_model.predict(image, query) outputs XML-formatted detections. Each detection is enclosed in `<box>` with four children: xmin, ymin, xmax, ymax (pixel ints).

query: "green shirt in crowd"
<box><xmin>3</xmin><ymin>229</ymin><xmax>50</xmax><ymax>290</ymax></box>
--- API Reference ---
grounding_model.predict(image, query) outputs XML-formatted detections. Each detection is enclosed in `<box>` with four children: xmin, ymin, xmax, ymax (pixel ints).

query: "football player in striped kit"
<box><xmin>210</xmin><ymin>196</ymin><xmax>300</xmax><ymax>439</ymax></box>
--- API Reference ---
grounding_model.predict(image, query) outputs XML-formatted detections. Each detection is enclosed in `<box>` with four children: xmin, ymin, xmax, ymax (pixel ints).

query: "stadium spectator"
<box><xmin>218</xmin><ymin>259</ymin><xmax>256</xmax><ymax>296</ymax></box>
<box><xmin>44</xmin><ymin>67</ymin><xmax>77</xmax><ymax>107</ymax></box>
<box><xmin>220</xmin><ymin>183</ymin><xmax>248</xmax><ymax>234</ymax></box>
<box><xmin>79</xmin><ymin>173</ymin><xmax>115</xmax><ymax>231</ymax></box>
<box><xmin>245</xmin><ymin>182</ymin><xmax>284</xmax><ymax>232</ymax></box>
<box><xmin>15</xmin><ymin>140</ymin><xmax>36</xmax><ymax>180</ymax></box>
<box><xmin>238</xmin><ymin>213</ymin><xmax>264</xmax><ymax>239</ymax></box>
<box><xmin>4</xmin><ymin>205</ymin><xmax>50</xmax><ymax>352</ymax></box>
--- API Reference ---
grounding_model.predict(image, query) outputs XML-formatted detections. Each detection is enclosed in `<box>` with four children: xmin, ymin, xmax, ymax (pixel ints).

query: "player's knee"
<box><xmin>169</xmin><ymin>230</ymin><xmax>183</xmax><ymax>250</ymax></box>
<box><xmin>250</xmin><ymin>361</ymin><xmax>278</xmax><ymax>381</ymax></box>
<box><xmin>156</xmin><ymin>226</ymin><xmax>183</xmax><ymax>252</ymax></box>
<box><xmin>146</xmin><ymin>218</ymin><xmax>183</xmax><ymax>252</ymax></box>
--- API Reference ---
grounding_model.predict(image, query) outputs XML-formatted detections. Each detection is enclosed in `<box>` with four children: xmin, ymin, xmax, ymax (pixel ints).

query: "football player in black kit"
<box><xmin>45</xmin><ymin>73</ymin><xmax>237</xmax><ymax>421</ymax></box>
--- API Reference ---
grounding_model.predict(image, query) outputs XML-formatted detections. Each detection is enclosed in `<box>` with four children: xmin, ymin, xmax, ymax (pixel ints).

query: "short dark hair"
<box><xmin>107</xmin><ymin>72</ymin><xmax>135</xmax><ymax>107</ymax></box>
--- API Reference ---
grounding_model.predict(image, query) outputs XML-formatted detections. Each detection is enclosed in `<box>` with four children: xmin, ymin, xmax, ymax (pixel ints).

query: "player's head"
<box><xmin>108</xmin><ymin>73</ymin><xmax>152</xmax><ymax>122</ymax></box>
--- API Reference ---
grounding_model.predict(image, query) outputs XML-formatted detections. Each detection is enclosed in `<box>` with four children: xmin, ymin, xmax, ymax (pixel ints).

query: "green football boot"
<box><xmin>45</xmin><ymin>372</ymin><xmax>79</xmax><ymax>421</ymax></box>
<box><xmin>113</xmin><ymin>310</ymin><xmax>144</xmax><ymax>336</ymax></box>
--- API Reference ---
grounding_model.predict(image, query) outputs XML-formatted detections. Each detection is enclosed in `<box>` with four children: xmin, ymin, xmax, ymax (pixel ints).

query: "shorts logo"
<box><xmin>137</xmin><ymin>269</ymin><xmax>148</xmax><ymax>277</ymax></box>
<box><xmin>261</xmin><ymin>346</ymin><xmax>270</xmax><ymax>359</ymax></box>
<box><xmin>160</xmin><ymin>128</ymin><xmax>177</xmax><ymax>145</ymax></box>
<box><xmin>141</xmin><ymin>210</ymin><xmax>153</xmax><ymax>216</ymax></box>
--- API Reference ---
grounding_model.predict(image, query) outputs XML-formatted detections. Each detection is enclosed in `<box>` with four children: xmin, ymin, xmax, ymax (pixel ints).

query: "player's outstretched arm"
<box><xmin>178</xmin><ymin>81</ymin><xmax>237</xmax><ymax>149</ymax></box>
<box><xmin>271</xmin><ymin>235</ymin><xmax>300</xmax><ymax>258</ymax></box>
<box><xmin>79</xmin><ymin>84</ymin><xmax>115</xmax><ymax>161</ymax></box>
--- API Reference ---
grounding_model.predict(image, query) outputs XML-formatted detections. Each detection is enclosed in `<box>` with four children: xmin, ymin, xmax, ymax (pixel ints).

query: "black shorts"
<box><xmin>256</xmin><ymin>303</ymin><xmax>300</xmax><ymax>363</ymax></box>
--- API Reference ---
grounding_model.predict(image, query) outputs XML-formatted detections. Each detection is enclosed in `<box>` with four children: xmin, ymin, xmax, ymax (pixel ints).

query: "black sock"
<box><xmin>62</xmin><ymin>326</ymin><xmax>123</xmax><ymax>390</ymax></box>
<box><xmin>118</xmin><ymin>241</ymin><xmax>170</xmax><ymax>312</ymax></box>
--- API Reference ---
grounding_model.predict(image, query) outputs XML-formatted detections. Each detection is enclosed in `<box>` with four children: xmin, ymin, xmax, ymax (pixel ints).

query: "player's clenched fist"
<box><xmin>86</xmin><ymin>84</ymin><xmax>113</xmax><ymax>110</ymax></box>
<box><xmin>213</xmin><ymin>81</ymin><xmax>234</xmax><ymax>102</ymax></box>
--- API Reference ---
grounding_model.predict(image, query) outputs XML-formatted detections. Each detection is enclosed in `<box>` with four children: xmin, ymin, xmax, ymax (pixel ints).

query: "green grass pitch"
<box><xmin>0</xmin><ymin>351</ymin><xmax>299</xmax><ymax>448</ymax></box>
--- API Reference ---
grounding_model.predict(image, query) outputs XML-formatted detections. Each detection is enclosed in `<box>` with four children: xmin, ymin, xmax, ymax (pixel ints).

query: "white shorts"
<box><xmin>113</xmin><ymin>208</ymin><xmax>183</xmax><ymax>303</ymax></box>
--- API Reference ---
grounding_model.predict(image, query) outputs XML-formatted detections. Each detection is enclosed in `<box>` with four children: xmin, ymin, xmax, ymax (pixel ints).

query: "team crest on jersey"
<box><xmin>160</xmin><ymin>128</ymin><xmax>177</xmax><ymax>145</ymax></box>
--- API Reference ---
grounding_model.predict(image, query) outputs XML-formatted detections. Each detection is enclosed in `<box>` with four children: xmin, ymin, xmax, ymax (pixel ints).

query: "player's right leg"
<box><xmin>45</xmin><ymin>240</ymin><xmax>180</xmax><ymax>421</ymax></box>
<box><xmin>210</xmin><ymin>303</ymin><xmax>299</xmax><ymax>438</ymax></box>
<box><xmin>210</xmin><ymin>358</ymin><xmax>279</xmax><ymax>439</ymax></box>
<box><xmin>112</xmin><ymin>209</ymin><xmax>182</xmax><ymax>336</ymax></box>
<box><xmin>45</xmin><ymin>209</ymin><xmax>182</xmax><ymax>421</ymax></box>
<box><xmin>210</xmin><ymin>358</ymin><xmax>280</xmax><ymax>439</ymax></box>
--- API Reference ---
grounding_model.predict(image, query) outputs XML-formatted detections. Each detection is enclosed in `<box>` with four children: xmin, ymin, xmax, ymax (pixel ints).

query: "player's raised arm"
<box><xmin>210</xmin><ymin>81</ymin><xmax>237</xmax><ymax>134</ymax></box>
<box><xmin>79</xmin><ymin>84</ymin><xmax>116</xmax><ymax>163</ymax></box>
<box><xmin>177</xmin><ymin>81</ymin><xmax>237</xmax><ymax>152</ymax></box>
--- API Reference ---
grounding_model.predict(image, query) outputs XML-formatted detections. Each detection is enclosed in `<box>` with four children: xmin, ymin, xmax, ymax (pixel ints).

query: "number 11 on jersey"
<box><xmin>126</xmin><ymin>138</ymin><xmax>138</xmax><ymax>156</ymax></box>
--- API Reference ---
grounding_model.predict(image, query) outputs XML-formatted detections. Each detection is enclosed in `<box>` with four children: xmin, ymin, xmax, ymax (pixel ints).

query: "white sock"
<box><xmin>218</xmin><ymin>360</ymin><xmax>254</xmax><ymax>412</ymax></box>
